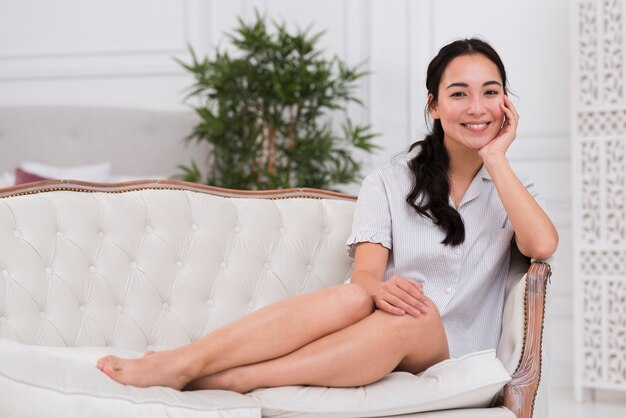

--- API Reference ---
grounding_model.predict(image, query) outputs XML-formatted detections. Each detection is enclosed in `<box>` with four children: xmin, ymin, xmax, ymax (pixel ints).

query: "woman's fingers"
<box><xmin>379</xmin><ymin>277</ymin><xmax>429</xmax><ymax>316</ymax></box>
<box><xmin>375</xmin><ymin>297</ymin><xmax>407</xmax><ymax>316</ymax></box>
<box><xmin>394</xmin><ymin>282</ymin><xmax>429</xmax><ymax>313</ymax></box>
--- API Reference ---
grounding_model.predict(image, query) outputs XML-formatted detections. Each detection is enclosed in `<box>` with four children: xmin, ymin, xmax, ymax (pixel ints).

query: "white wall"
<box><xmin>0</xmin><ymin>0</ymin><xmax>573</xmax><ymax>388</ymax></box>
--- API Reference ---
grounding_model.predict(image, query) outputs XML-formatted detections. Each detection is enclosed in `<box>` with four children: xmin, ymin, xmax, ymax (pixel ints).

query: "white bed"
<box><xmin>0</xmin><ymin>106</ymin><xmax>210</xmax><ymax>186</ymax></box>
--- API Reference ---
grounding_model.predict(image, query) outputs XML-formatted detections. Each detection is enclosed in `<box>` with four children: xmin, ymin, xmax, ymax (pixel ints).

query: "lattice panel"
<box><xmin>581</xmin><ymin>141</ymin><xmax>601</xmax><ymax>244</ymax></box>
<box><xmin>580</xmin><ymin>250</ymin><xmax>626</xmax><ymax>275</ymax></box>
<box><xmin>602</xmin><ymin>0</ymin><xmax>623</xmax><ymax>103</ymax></box>
<box><xmin>578</xmin><ymin>110</ymin><xmax>626</xmax><ymax>136</ymax></box>
<box><xmin>606</xmin><ymin>140</ymin><xmax>626</xmax><ymax>244</ymax></box>
<box><xmin>583</xmin><ymin>280</ymin><xmax>604</xmax><ymax>383</ymax></box>
<box><xmin>579</xmin><ymin>0</ymin><xmax>599</xmax><ymax>105</ymax></box>
<box><xmin>575</xmin><ymin>0</ymin><xmax>626</xmax><ymax>396</ymax></box>
<box><xmin>607</xmin><ymin>280</ymin><xmax>626</xmax><ymax>383</ymax></box>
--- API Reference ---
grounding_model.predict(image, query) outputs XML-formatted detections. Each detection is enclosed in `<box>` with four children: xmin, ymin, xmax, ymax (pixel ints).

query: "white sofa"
<box><xmin>0</xmin><ymin>180</ymin><xmax>551</xmax><ymax>418</ymax></box>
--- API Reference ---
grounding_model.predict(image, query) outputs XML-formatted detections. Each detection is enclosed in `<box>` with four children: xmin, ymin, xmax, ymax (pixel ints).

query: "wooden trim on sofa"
<box><xmin>502</xmin><ymin>261</ymin><xmax>552</xmax><ymax>418</ymax></box>
<box><xmin>0</xmin><ymin>179</ymin><xmax>357</xmax><ymax>201</ymax></box>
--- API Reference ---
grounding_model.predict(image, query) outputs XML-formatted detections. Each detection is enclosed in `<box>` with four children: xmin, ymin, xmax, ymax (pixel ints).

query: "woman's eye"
<box><xmin>450</xmin><ymin>92</ymin><xmax>466</xmax><ymax>97</ymax></box>
<box><xmin>485</xmin><ymin>90</ymin><xmax>499</xmax><ymax>96</ymax></box>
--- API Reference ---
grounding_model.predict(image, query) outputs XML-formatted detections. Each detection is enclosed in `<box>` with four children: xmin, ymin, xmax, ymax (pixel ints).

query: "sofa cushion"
<box><xmin>250</xmin><ymin>349</ymin><xmax>511</xmax><ymax>417</ymax></box>
<box><xmin>0</xmin><ymin>339</ymin><xmax>260</xmax><ymax>418</ymax></box>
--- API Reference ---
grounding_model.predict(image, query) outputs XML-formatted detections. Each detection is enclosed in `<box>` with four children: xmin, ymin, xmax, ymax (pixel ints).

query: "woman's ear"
<box><xmin>427</xmin><ymin>94</ymin><xmax>439</xmax><ymax>119</ymax></box>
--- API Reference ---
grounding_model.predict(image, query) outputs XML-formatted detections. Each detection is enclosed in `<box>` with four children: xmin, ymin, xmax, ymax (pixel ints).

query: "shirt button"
<box><xmin>445</xmin><ymin>287</ymin><xmax>453</xmax><ymax>293</ymax></box>
<box><xmin>454</xmin><ymin>249</ymin><xmax>461</xmax><ymax>255</ymax></box>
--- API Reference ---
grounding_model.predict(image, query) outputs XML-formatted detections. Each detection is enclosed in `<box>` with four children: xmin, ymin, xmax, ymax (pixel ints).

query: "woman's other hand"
<box><xmin>478</xmin><ymin>94</ymin><xmax>518</xmax><ymax>161</ymax></box>
<box><xmin>374</xmin><ymin>276</ymin><xmax>429</xmax><ymax>317</ymax></box>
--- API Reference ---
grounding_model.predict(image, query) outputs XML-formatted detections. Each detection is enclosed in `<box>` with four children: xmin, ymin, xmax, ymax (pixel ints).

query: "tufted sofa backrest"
<box><xmin>0</xmin><ymin>181</ymin><xmax>356</xmax><ymax>351</ymax></box>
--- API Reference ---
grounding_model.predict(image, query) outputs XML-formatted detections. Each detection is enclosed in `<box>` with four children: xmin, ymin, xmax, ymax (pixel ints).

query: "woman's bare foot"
<box><xmin>96</xmin><ymin>349</ymin><xmax>197</xmax><ymax>390</ymax></box>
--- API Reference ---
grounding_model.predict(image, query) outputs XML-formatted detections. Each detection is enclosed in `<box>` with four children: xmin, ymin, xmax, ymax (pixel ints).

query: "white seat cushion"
<box><xmin>0</xmin><ymin>339</ymin><xmax>259</xmax><ymax>418</ymax></box>
<box><xmin>249</xmin><ymin>350</ymin><xmax>511</xmax><ymax>417</ymax></box>
<box><xmin>0</xmin><ymin>339</ymin><xmax>510</xmax><ymax>418</ymax></box>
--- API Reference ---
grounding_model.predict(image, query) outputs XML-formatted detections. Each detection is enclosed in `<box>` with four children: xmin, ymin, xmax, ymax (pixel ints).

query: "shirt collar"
<box><xmin>455</xmin><ymin>165</ymin><xmax>491</xmax><ymax>209</ymax></box>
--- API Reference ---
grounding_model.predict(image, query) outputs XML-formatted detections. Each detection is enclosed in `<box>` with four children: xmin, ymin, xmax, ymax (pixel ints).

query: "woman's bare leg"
<box><xmin>97</xmin><ymin>284</ymin><xmax>374</xmax><ymax>389</ymax></box>
<box><xmin>186</xmin><ymin>301</ymin><xmax>449</xmax><ymax>393</ymax></box>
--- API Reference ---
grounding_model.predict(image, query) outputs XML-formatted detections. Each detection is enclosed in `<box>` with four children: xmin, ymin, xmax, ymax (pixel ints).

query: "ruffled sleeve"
<box><xmin>346</xmin><ymin>170</ymin><xmax>393</xmax><ymax>257</ymax></box>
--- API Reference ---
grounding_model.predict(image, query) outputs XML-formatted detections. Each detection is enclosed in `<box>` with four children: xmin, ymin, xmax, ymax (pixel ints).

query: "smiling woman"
<box><xmin>96</xmin><ymin>39</ymin><xmax>558</xmax><ymax>408</ymax></box>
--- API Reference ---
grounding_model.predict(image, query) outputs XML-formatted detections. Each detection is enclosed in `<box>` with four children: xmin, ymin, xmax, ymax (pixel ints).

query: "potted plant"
<box><xmin>174</xmin><ymin>12</ymin><xmax>378</xmax><ymax>190</ymax></box>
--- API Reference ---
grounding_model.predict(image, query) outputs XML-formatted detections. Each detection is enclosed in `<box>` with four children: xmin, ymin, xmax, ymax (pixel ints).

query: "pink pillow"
<box><xmin>14</xmin><ymin>167</ymin><xmax>49</xmax><ymax>185</ymax></box>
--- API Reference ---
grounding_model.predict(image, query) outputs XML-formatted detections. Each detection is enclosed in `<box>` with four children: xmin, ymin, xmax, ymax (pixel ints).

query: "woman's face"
<box><xmin>429</xmin><ymin>53</ymin><xmax>505</xmax><ymax>152</ymax></box>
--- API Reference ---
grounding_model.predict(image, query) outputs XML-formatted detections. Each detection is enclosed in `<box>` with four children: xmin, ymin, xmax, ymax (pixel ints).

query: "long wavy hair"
<box><xmin>406</xmin><ymin>39</ymin><xmax>508</xmax><ymax>246</ymax></box>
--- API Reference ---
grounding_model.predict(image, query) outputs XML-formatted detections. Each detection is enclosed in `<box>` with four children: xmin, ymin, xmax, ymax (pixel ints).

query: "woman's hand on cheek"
<box><xmin>374</xmin><ymin>276</ymin><xmax>429</xmax><ymax>317</ymax></box>
<box><xmin>478</xmin><ymin>94</ymin><xmax>519</xmax><ymax>162</ymax></box>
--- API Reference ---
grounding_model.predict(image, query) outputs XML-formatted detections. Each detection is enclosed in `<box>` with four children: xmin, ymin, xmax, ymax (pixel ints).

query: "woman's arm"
<box><xmin>479</xmin><ymin>95</ymin><xmax>559</xmax><ymax>260</ymax></box>
<box><xmin>351</xmin><ymin>242</ymin><xmax>429</xmax><ymax>317</ymax></box>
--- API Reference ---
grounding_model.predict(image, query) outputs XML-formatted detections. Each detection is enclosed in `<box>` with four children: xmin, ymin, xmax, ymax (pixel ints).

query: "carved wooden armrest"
<box><xmin>502</xmin><ymin>261</ymin><xmax>552</xmax><ymax>418</ymax></box>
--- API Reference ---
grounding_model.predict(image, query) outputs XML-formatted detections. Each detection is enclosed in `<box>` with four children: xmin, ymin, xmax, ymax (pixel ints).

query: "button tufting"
<box><xmin>98</xmin><ymin>232</ymin><xmax>105</xmax><ymax>239</ymax></box>
<box><xmin>220</xmin><ymin>262</ymin><xmax>227</xmax><ymax>269</ymax></box>
<box><xmin>2</xmin><ymin>270</ymin><xmax>8</xmax><ymax>277</ymax></box>
<box><xmin>206</xmin><ymin>299</ymin><xmax>214</xmax><ymax>307</ymax></box>
<box><xmin>234</xmin><ymin>226</ymin><xmax>241</xmax><ymax>233</ymax></box>
<box><xmin>46</xmin><ymin>267</ymin><xmax>52</xmax><ymax>274</ymax></box>
<box><xmin>13</xmin><ymin>230</ymin><xmax>21</xmax><ymax>238</ymax></box>
<box><xmin>56</xmin><ymin>231</ymin><xmax>63</xmax><ymax>237</ymax></box>
<box><xmin>176</xmin><ymin>261</ymin><xmax>183</xmax><ymax>269</ymax></box>
<box><xmin>264</xmin><ymin>262</ymin><xmax>271</xmax><ymax>269</ymax></box>
<box><xmin>89</xmin><ymin>266</ymin><xmax>97</xmax><ymax>273</ymax></box>
<box><xmin>162</xmin><ymin>302</ymin><xmax>170</xmax><ymax>310</ymax></box>
<box><xmin>79</xmin><ymin>306</ymin><xmax>86</xmax><ymax>313</ymax></box>
<box><xmin>147</xmin><ymin>345</ymin><xmax>153</xmax><ymax>351</ymax></box>
<box><xmin>130</xmin><ymin>262</ymin><xmax>137</xmax><ymax>269</ymax></box>
<box><xmin>116</xmin><ymin>305</ymin><xmax>123</xmax><ymax>312</ymax></box>
<box><xmin>278</xmin><ymin>228</ymin><xmax>285</xmax><ymax>234</ymax></box>
<box><xmin>307</xmin><ymin>264</ymin><xmax>313</xmax><ymax>271</ymax></box>
<box><xmin>0</xmin><ymin>316</ymin><xmax>7</xmax><ymax>323</ymax></box>
<box><xmin>323</xmin><ymin>227</ymin><xmax>330</xmax><ymax>234</ymax></box>
<box><xmin>40</xmin><ymin>311</ymin><xmax>47</xmax><ymax>318</ymax></box>
<box><xmin>248</xmin><ymin>301</ymin><xmax>255</xmax><ymax>309</ymax></box>
<box><xmin>191</xmin><ymin>224</ymin><xmax>198</xmax><ymax>231</ymax></box>
<box><xmin>145</xmin><ymin>226</ymin><xmax>152</xmax><ymax>233</ymax></box>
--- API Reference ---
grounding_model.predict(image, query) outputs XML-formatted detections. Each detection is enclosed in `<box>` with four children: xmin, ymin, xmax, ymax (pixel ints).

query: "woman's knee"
<box><xmin>334</xmin><ymin>283</ymin><xmax>373</xmax><ymax>320</ymax></box>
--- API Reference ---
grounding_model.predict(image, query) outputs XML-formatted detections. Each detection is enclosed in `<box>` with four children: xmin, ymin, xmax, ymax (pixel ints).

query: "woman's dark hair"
<box><xmin>406</xmin><ymin>38</ymin><xmax>508</xmax><ymax>246</ymax></box>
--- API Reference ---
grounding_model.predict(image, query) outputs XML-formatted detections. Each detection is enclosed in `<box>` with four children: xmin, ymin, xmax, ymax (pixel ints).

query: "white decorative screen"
<box><xmin>574</xmin><ymin>0</ymin><xmax>626</xmax><ymax>399</ymax></box>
